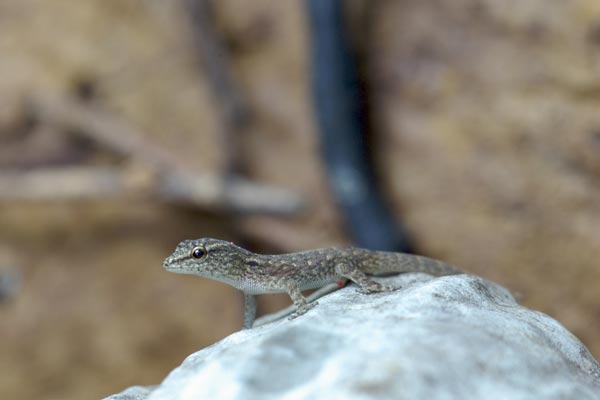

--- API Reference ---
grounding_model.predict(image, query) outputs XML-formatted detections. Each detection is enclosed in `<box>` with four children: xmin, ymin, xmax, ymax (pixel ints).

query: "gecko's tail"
<box><xmin>362</xmin><ymin>251</ymin><xmax>464</xmax><ymax>277</ymax></box>
<box><xmin>361</xmin><ymin>250</ymin><xmax>523</xmax><ymax>303</ymax></box>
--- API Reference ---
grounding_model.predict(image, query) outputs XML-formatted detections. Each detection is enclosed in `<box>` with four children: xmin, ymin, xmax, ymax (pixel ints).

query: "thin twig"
<box><xmin>183</xmin><ymin>0</ymin><xmax>251</xmax><ymax>175</ymax></box>
<box><xmin>158</xmin><ymin>172</ymin><xmax>307</xmax><ymax>215</ymax></box>
<box><xmin>21</xmin><ymin>95</ymin><xmax>307</xmax><ymax>215</ymax></box>
<box><xmin>30</xmin><ymin>95</ymin><xmax>189</xmax><ymax>173</ymax></box>
<box><xmin>0</xmin><ymin>165</ymin><xmax>306</xmax><ymax>215</ymax></box>
<box><xmin>0</xmin><ymin>167</ymin><xmax>129</xmax><ymax>200</ymax></box>
<box><xmin>184</xmin><ymin>0</ymin><xmax>249</xmax><ymax>132</ymax></box>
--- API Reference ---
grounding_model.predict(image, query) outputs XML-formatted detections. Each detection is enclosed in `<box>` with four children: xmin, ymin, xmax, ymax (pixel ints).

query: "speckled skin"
<box><xmin>163</xmin><ymin>238</ymin><xmax>463</xmax><ymax>328</ymax></box>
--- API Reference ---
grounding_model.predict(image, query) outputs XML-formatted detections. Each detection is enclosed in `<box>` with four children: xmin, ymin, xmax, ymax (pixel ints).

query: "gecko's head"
<box><xmin>162</xmin><ymin>238</ymin><xmax>248</xmax><ymax>279</ymax></box>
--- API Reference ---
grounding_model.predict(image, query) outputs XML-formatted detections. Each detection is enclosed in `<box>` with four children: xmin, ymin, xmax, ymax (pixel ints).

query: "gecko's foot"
<box><xmin>288</xmin><ymin>301</ymin><xmax>318</xmax><ymax>320</ymax></box>
<box><xmin>358</xmin><ymin>282</ymin><xmax>396</xmax><ymax>294</ymax></box>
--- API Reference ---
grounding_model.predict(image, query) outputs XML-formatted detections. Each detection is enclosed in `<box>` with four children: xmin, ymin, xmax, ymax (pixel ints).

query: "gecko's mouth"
<box><xmin>163</xmin><ymin>256</ymin><xmax>190</xmax><ymax>274</ymax></box>
<box><xmin>162</xmin><ymin>258</ymin><xmax>178</xmax><ymax>271</ymax></box>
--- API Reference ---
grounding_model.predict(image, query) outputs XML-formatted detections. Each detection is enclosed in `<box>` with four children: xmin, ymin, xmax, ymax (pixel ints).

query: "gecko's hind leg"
<box><xmin>286</xmin><ymin>283</ymin><xmax>317</xmax><ymax>320</ymax></box>
<box><xmin>335</xmin><ymin>262</ymin><xmax>395</xmax><ymax>293</ymax></box>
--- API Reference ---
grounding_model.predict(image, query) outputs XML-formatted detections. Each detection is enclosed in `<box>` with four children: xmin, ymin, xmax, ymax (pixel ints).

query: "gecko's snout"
<box><xmin>162</xmin><ymin>256</ymin><xmax>175</xmax><ymax>271</ymax></box>
<box><xmin>163</xmin><ymin>254</ymin><xmax>189</xmax><ymax>274</ymax></box>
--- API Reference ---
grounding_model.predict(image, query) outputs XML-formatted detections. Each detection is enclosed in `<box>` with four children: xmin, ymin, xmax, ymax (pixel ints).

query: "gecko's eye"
<box><xmin>191</xmin><ymin>246</ymin><xmax>207</xmax><ymax>260</ymax></box>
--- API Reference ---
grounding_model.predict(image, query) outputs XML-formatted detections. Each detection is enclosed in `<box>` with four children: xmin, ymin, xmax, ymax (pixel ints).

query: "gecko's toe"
<box><xmin>288</xmin><ymin>301</ymin><xmax>318</xmax><ymax>320</ymax></box>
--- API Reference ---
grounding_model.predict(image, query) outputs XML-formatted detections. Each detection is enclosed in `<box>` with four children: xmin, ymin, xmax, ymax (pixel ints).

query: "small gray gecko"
<box><xmin>163</xmin><ymin>238</ymin><xmax>463</xmax><ymax>328</ymax></box>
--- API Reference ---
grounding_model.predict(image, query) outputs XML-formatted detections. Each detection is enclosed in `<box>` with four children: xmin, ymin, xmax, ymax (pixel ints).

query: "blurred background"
<box><xmin>1</xmin><ymin>0</ymin><xmax>600</xmax><ymax>399</ymax></box>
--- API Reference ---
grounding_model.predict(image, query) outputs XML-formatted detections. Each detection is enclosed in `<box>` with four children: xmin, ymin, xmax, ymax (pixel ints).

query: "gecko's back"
<box><xmin>347</xmin><ymin>248</ymin><xmax>463</xmax><ymax>277</ymax></box>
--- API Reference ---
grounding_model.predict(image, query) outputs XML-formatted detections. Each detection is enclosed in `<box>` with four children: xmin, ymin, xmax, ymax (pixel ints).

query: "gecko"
<box><xmin>163</xmin><ymin>238</ymin><xmax>463</xmax><ymax>329</ymax></box>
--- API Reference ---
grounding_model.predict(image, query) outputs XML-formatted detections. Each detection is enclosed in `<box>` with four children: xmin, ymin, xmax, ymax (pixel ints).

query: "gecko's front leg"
<box><xmin>286</xmin><ymin>283</ymin><xmax>317</xmax><ymax>320</ymax></box>
<box><xmin>243</xmin><ymin>293</ymin><xmax>257</xmax><ymax>329</ymax></box>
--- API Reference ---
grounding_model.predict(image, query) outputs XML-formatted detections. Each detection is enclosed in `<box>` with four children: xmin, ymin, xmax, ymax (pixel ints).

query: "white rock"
<box><xmin>106</xmin><ymin>274</ymin><xmax>600</xmax><ymax>400</ymax></box>
<box><xmin>105</xmin><ymin>385</ymin><xmax>156</xmax><ymax>400</ymax></box>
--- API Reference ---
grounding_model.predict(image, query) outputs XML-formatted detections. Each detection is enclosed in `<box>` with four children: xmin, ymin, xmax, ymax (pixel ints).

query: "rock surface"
<box><xmin>105</xmin><ymin>274</ymin><xmax>600</xmax><ymax>400</ymax></box>
<box><xmin>106</xmin><ymin>386</ymin><xmax>155</xmax><ymax>400</ymax></box>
